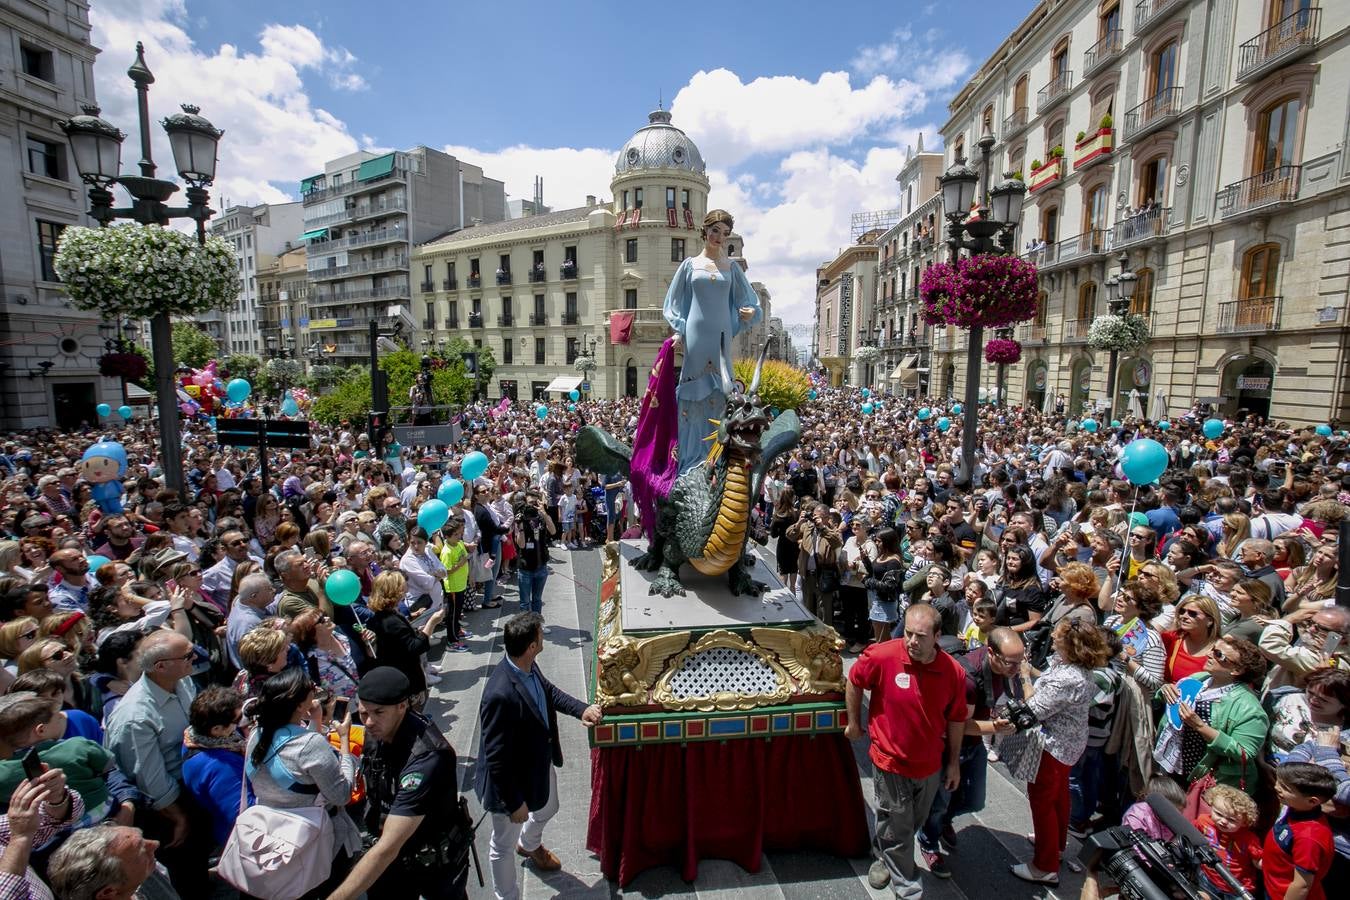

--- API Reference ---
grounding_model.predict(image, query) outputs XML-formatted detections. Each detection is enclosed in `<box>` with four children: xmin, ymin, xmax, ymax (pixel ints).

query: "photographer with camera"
<box><xmin>513</xmin><ymin>489</ymin><xmax>555</xmax><ymax>620</ymax></box>
<box><xmin>1007</xmin><ymin>619</ymin><xmax>1112</xmax><ymax>886</ymax></box>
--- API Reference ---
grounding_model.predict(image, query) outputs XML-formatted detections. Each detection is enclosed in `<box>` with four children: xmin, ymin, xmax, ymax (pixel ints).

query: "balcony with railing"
<box><xmin>1113</xmin><ymin>206</ymin><xmax>1171</xmax><ymax>247</ymax></box>
<box><xmin>1002</xmin><ymin>106</ymin><xmax>1030</xmax><ymax>139</ymax></box>
<box><xmin>1123</xmin><ymin>87</ymin><xmax>1183</xmax><ymax>142</ymax></box>
<box><xmin>468</xmin><ymin>313</ymin><xmax>484</xmax><ymax>328</ymax></box>
<box><xmin>1018</xmin><ymin>322</ymin><xmax>1048</xmax><ymax>344</ymax></box>
<box><xmin>933</xmin><ymin>332</ymin><xmax>953</xmax><ymax>353</ymax></box>
<box><xmin>422</xmin><ymin>317</ymin><xmax>435</xmax><ymax>331</ymax></box>
<box><xmin>467</xmin><ymin>275</ymin><xmax>482</xmax><ymax>288</ymax></box>
<box><xmin>1135</xmin><ymin>0</ymin><xmax>1184</xmax><ymax>36</ymax></box>
<box><xmin>495</xmin><ymin>270</ymin><xmax>512</xmax><ymax>286</ymax></box>
<box><xmin>560</xmin><ymin>262</ymin><xmax>579</xmax><ymax>280</ymax></box>
<box><xmin>1217</xmin><ymin>296</ymin><xmax>1282</xmax><ymax>334</ymax></box>
<box><xmin>304</xmin><ymin>198</ymin><xmax>409</xmax><ymax>228</ymax></box>
<box><xmin>308</xmin><ymin>227</ymin><xmax>407</xmax><ymax>252</ymax></box>
<box><xmin>1028</xmin><ymin>157</ymin><xmax>1063</xmax><ymax>193</ymax></box>
<box><xmin>310</xmin><ymin>256</ymin><xmax>410</xmax><ymax>281</ymax></box>
<box><xmin>419</xmin><ymin>281</ymin><xmax>434</xmax><ymax>293</ymax></box>
<box><xmin>312</xmin><ymin>284</ymin><xmax>411</xmax><ymax>304</ymax></box>
<box><xmin>1238</xmin><ymin>8</ymin><xmax>1320</xmax><ymax>82</ymax></box>
<box><xmin>1055</xmin><ymin>230</ymin><xmax>1112</xmax><ymax>266</ymax></box>
<box><xmin>1216</xmin><ymin>165</ymin><xmax>1301</xmax><ymax>219</ymax></box>
<box><xmin>528</xmin><ymin>267</ymin><xmax>547</xmax><ymax>283</ymax></box>
<box><xmin>1064</xmin><ymin>318</ymin><xmax>1093</xmax><ymax>342</ymax></box>
<box><xmin>1084</xmin><ymin>29</ymin><xmax>1124</xmax><ymax>76</ymax></box>
<box><xmin>529</xmin><ymin>312</ymin><xmax>548</xmax><ymax>326</ymax></box>
<box><xmin>301</xmin><ymin>168</ymin><xmax>410</xmax><ymax>205</ymax></box>
<box><xmin>447</xmin><ymin>316</ymin><xmax>459</xmax><ymax>329</ymax></box>
<box><xmin>442</xmin><ymin>277</ymin><xmax>457</xmax><ymax>291</ymax></box>
<box><xmin>1037</xmin><ymin>71</ymin><xmax>1073</xmax><ymax>115</ymax></box>
<box><xmin>497</xmin><ymin>314</ymin><xmax>514</xmax><ymax>327</ymax></box>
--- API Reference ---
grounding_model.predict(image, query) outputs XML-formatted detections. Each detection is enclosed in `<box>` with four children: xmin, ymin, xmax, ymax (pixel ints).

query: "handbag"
<box><xmin>216</xmin><ymin>756</ymin><xmax>334</xmax><ymax>900</ymax></box>
<box><xmin>470</xmin><ymin>553</ymin><xmax>494</xmax><ymax>583</ymax></box>
<box><xmin>994</xmin><ymin>727</ymin><xmax>1046</xmax><ymax>782</ymax></box>
<box><xmin>1184</xmin><ymin>746</ymin><xmax>1247</xmax><ymax>821</ymax></box>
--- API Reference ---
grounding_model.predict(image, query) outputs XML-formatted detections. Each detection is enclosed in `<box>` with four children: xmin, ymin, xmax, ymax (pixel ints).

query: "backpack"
<box><xmin>216</xmin><ymin>727</ymin><xmax>334</xmax><ymax>900</ymax></box>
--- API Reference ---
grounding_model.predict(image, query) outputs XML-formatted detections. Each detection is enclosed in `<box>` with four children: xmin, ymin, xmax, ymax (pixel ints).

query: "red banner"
<box><xmin>667</xmin><ymin>208</ymin><xmax>678</xmax><ymax>227</ymax></box>
<box><xmin>684</xmin><ymin>208</ymin><xmax>695</xmax><ymax>229</ymax></box>
<box><xmin>610</xmin><ymin>310</ymin><xmax>635</xmax><ymax>344</ymax></box>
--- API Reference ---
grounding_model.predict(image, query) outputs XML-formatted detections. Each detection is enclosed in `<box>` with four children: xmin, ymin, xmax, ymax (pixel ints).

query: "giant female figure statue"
<box><xmin>663</xmin><ymin>209</ymin><xmax>761</xmax><ymax>475</ymax></box>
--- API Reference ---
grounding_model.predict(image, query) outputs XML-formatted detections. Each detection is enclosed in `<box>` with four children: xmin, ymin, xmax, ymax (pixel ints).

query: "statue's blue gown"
<box><xmin>662</xmin><ymin>257</ymin><xmax>762</xmax><ymax>475</ymax></box>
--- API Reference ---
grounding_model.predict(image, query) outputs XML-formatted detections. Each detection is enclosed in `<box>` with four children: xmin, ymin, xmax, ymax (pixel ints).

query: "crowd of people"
<box><xmin>0</xmin><ymin>384</ymin><xmax>1346</xmax><ymax>900</ymax></box>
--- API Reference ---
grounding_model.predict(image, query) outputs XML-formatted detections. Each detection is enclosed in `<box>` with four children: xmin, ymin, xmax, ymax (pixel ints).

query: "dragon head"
<box><xmin>716</xmin><ymin>342</ymin><xmax>774</xmax><ymax>461</ymax></box>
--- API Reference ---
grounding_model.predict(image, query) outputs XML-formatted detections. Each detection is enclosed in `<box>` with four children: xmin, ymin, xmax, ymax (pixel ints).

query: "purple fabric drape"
<box><xmin>630</xmin><ymin>338</ymin><xmax>680</xmax><ymax>541</ymax></box>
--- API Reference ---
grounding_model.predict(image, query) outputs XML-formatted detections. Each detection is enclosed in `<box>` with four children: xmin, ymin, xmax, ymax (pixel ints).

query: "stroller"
<box><xmin>585</xmin><ymin>485</ymin><xmax>608</xmax><ymax>545</ymax></box>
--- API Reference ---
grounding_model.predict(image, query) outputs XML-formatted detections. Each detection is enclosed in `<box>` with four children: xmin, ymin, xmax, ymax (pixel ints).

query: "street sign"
<box><xmin>580</xmin><ymin>381</ymin><xmax>591</xmax><ymax>392</ymax></box>
<box><xmin>392</xmin><ymin>423</ymin><xmax>461</xmax><ymax>446</ymax></box>
<box><xmin>215</xmin><ymin>419</ymin><xmax>311</xmax><ymax>489</ymax></box>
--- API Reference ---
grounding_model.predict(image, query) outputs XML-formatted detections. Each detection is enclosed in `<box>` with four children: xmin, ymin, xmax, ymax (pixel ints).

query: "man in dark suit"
<box><xmin>477</xmin><ymin>612</ymin><xmax>602</xmax><ymax>900</ymax></box>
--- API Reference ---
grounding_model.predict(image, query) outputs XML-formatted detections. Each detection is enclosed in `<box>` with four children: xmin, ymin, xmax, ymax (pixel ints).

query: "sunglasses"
<box><xmin>225</xmin><ymin>539</ymin><xmax>246</xmax><ymax>547</ymax></box>
<box><xmin>44</xmin><ymin>648</ymin><xmax>73</xmax><ymax>662</ymax></box>
<box><xmin>1177</xmin><ymin>608</ymin><xmax>1207</xmax><ymax>619</ymax></box>
<box><xmin>1129</xmin><ymin>533</ymin><xmax>1149</xmax><ymax>540</ymax></box>
<box><xmin>1210</xmin><ymin>648</ymin><xmax>1234</xmax><ymax>664</ymax></box>
<box><xmin>19</xmin><ymin>629</ymin><xmax>38</xmax><ymax>641</ymax></box>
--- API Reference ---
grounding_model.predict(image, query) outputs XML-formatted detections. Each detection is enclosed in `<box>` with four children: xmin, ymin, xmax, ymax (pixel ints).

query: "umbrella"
<box><xmin>1128</xmin><ymin>389</ymin><xmax>1145</xmax><ymax>419</ymax></box>
<box><xmin>1150</xmin><ymin>390</ymin><xmax>1169</xmax><ymax>421</ymax></box>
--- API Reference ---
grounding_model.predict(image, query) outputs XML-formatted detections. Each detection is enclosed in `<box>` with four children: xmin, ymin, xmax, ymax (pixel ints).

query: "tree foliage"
<box><xmin>221</xmin><ymin>354</ymin><xmax>262</xmax><ymax>384</ymax></box>
<box><xmin>307</xmin><ymin>351</ymin><xmax>476</xmax><ymax>425</ymax></box>
<box><xmin>172</xmin><ymin>322</ymin><xmax>219</xmax><ymax>370</ymax></box>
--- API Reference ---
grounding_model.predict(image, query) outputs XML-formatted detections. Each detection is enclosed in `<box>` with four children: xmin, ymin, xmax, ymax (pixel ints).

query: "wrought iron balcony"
<box><xmin>1217</xmin><ymin>166</ymin><xmax>1301</xmax><ymax>219</ymax></box>
<box><xmin>1216</xmin><ymin>296</ymin><xmax>1282</xmax><ymax>334</ymax></box>
<box><xmin>309</xmin><ymin>256</ymin><xmax>410</xmax><ymax>281</ymax></box>
<box><xmin>309</xmin><ymin>227</ymin><xmax>406</xmax><ymax>252</ymax></box>
<box><xmin>1113</xmin><ymin>206</ymin><xmax>1171</xmax><ymax>248</ymax></box>
<box><xmin>447</xmin><ymin>317</ymin><xmax>459</xmax><ymax>329</ymax></box>
<box><xmin>1055</xmin><ymin>229</ymin><xmax>1112</xmax><ymax>265</ymax></box>
<box><xmin>419</xmin><ymin>281</ymin><xmax>434</xmax><ymax>293</ymax></box>
<box><xmin>468</xmin><ymin>313</ymin><xmax>484</xmax><ymax>328</ymax></box>
<box><xmin>1037</xmin><ymin>71</ymin><xmax>1073</xmax><ymax>115</ymax></box>
<box><xmin>1002</xmin><ymin>106</ymin><xmax>1029</xmax><ymax>138</ymax></box>
<box><xmin>497</xmin><ymin>314</ymin><xmax>514</xmax><ymax>327</ymax></box>
<box><xmin>1123</xmin><ymin>87</ymin><xmax>1183</xmax><ymax>142</ymax></box>
<box><xmin>1084</xmin><ymin>29</ymin><xmax>1124</xmax><ymax>76</ymax></box>
<box><xmin>560</xmin><ymin>263</ymin><xmax>579</xmax><ymax>280</ymax></box>
<box><xmin>528</xmin><ymin>268</ymin><xmax>547</xmax><ymax>283</ymax></box>
<box><xmin>443</xmin><ymin>277</ymin><xmax>457</xmax><ymax>290</ymax></box>
<box><xmin>1135</xmin><ymin>0</ymin><xmax>1184</xmax><ymax>36</ymax></box>
<box><xmin>422</xmin><ymin>317</ymin><xmax>435</xmax><ymax>331</ymax></box>
<box><xmin>467</xmin><ymin>275</ymin><xmax>481</xmax><ymax>288</ymax></box>
<box><xmin>1064</xmin><ymin>319</ymin><xmax>1093</xmax><ymax>342</ymax></box>
<box><xmin>529</xmin><ymin>313</ymin><xmax>548</xmax><ymax>326</ymax></box>
<box><xmin>1238</xmin><ymin>8</ymin><xmax>1320</xmax><ymax>82</ymax></box>
<box><xmin>1018</xmin><ymin>323</ymin><xmax>1048</xmax><ymax>344</ymax></box>
<box><xmin>561</xmin><ymin>311</ymin><xmax>580</xmax><ymax>325</ymax></box>
<box><xmin>495</xmin><ymin>271</ymin><xmax>512</xmax><ymax>285</ymax></box>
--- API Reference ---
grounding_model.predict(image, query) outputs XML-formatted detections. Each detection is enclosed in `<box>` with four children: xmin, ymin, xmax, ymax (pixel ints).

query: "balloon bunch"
<box><xmin>95</xmin><ymin>403</ymin><xmax>134</xmax><ymax>421</ymax></box>
<box><xmin>177</xmin><ymin>361</ymin><xmax>256</xmax><ymax>419</ymax></box>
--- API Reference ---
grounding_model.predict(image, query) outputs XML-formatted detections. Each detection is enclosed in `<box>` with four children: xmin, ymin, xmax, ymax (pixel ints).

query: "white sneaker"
<box><xmin>542</xmin><ymin>625</ymin><xmax>552</xmax><ymax>635</ymax></box>
<box><xmin>424</xmin><ymin>664</ymin><xmax>444</xmax><ymax>679</ymax></box>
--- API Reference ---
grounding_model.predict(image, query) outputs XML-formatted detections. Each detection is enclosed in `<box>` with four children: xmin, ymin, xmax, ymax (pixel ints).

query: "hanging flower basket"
<box><xmin>853</xmin><ymin>345</ymin><xmax>881</xmax><ymax>363</ymax></box>
<box><xmin>574</xmin><ymin>354</ymin><xmax>598</xmax><ymax>373</ymax></box>
<box><xmin>99</xmin><ymin>351</ymin><xmax>148</xmax><ymax>382</ymax></box>
<box><xmin>919</xmin><ymin>254</ymin><xmax>1039</xmax><ymax>329</ymax></box>
<box><xmin>1087</xmin><ymin>313</ymin><xmax>1150</xmax><ymax>352</ymax></box>
<box><xmin>54</xmin><ymin>224</ymin><xmax>239</xmax><ymax>319</ymax></box>
<box><xmin>983</xmin><ymin>338</ymin><xmax>1023</xmax><ymax>365</ymax></box>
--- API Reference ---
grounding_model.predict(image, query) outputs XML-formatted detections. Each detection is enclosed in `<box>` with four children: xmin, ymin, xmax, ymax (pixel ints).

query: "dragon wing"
<box><xmin>750</xmin><ymin>627</ymin><xmax>812</xmax><ymax>683</ymax></box>
<box><xmin>751</xmin><ymin>409</ymin><xmax>802</xmax><ymax>501</ymax></box>
<box><xmin>575</xmin><ymin>425</ymin><xmax>633</xmax><ymax>479</ymax></box>
<box><xmin>631</xmin><ymin>631</ymin><xmax>693</xmax><ymax>686</ymax></box>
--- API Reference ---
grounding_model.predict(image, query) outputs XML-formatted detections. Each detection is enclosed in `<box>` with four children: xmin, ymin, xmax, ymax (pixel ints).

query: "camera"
<box><xmin>997</xmin><ymin>698</ymin><xmax>1039</xmax><ymax>732</ymax></box>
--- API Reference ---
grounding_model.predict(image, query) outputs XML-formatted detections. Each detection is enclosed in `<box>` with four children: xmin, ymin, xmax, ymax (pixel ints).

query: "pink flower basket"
<box><xmin>920</xmin><ymin>255</ymin><xmax>1039</xmax><ymax>329</ymax></box>
<box><xmin>984</xmin><ymin>338</ymin><xmax>1023</xmax><ymax>365</ymax></box>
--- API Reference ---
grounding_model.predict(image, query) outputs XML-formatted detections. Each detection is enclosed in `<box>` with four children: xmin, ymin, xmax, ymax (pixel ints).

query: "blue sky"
<box><xmin>88</xmin><ymin>0</ymin><xmax>1034</xmax><ymax>329</ymax></box>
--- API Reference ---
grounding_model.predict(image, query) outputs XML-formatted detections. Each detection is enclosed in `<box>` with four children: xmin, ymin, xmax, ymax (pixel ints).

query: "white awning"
<box><xmin>543</xmin><ymin>375</ymin><xmax>583</xmax><ymax>393</ymax></box>
<box><xmin>125</xmin><ymin>383</ymin><xmax>152</xmax><ymax>402</ymax></box>
<box><xmin>888</xmin><ymin>355</ymin><xmax>919</xmax><ymax>380</ymax></box>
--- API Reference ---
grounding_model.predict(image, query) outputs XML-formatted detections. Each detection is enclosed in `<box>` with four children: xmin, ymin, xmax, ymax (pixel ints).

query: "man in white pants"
<box><xmin>476</xmin><ymin>612</ymin><xmax>602</xmax><ymax>899</ymax></box>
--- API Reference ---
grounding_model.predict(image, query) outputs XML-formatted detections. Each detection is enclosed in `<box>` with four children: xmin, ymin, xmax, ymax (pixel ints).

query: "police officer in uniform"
<box><xmin>327</xmin><ymin>667</ymin><xmax>470</xmax><ymax>900</ymax></box>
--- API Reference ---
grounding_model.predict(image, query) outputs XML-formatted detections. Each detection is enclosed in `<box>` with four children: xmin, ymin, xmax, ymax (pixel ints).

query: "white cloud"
<box><xmin>851</xmin><ymin>26</ymin><xmax>972</xmax><ymax>92</ymax></box>
<box><xmin>89</xmin><ymin>0</ymin><xmax>363</xmax><ymax>207</ymax></box>
<box><xmin>442</xmin><ymin>143</ymin><xmax>619</xmax><ymax>211</ymax></box>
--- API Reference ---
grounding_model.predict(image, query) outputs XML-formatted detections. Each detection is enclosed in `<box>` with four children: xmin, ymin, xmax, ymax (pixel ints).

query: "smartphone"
<box><xmin>21</xmin><ymin>747</ymin><xmax>42</xmax><ymax>783</ymax></box>
<box><xmin>332</xmin><ymin>697</ymin><xmax>350</xmax><ymax>720</ymax></box>
<box><xmin>1325</xmin><ymin>632</ymin><xmax>1343</xmax><ymax>658</ymax></box>
<box><xmin>163</xmin><ymin>578</ymin><xmax>179</xmax><ymax>596</ymax></box>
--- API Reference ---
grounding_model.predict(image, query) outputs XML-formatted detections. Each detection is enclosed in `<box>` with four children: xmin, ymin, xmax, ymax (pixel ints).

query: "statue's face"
<box><xmin>704</xmin><ymin>222</ymin><xmax>731</xmax><ymax>248</ymax></box>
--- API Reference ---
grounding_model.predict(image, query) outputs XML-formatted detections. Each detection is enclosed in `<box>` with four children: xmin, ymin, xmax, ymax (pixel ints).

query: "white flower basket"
<box><xmin>1087</xmin><ymin>313</ymin><xmax>1150</xmax><ymax>352</ymax></box>
<box><xmin>574</xmin><ymin>354</ymin><xmax>598</xmax><ymax>373</ymax></box>
<box><xmin>853</xmin><ymin>345</ymin><xmax>881</xmax><ymax>363</ymax></box>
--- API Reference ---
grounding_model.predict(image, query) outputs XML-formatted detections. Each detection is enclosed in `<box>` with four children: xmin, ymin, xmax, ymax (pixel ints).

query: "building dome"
<box><xmin>614</xmin><ymin>110</ymin><xmax>706</xmax><ymax>175</ymax></box>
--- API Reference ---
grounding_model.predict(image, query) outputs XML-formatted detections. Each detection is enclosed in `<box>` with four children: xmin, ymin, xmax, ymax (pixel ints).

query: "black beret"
<box><xmin>357</xmin><ymin>666</ymin><xmax>411</xmax><ymax>704</ymax></box>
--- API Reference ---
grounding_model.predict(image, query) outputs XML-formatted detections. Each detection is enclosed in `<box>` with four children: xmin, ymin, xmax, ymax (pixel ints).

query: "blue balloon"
<box><xmin>280</xmin><ymin>398</ymin><xmax>300</xmax><ymax>416</ymax></box>
<box><xmin>416</xmin><ymin>499</ymin><xmax>450</xmax><ymax>533</ymax></box>
<box><xmin>808</xmin><ymin>389</ymin><xmax>818</xmax><ymax>401</ymax></box>
<box><xmin>226</xmin><ymin>378</ymin><xmax>252</xmax><ymax>403</ymax></box>
<box><xmin>437</xmin><ymin>479</ymin><xmax>465</xmax><ymax>506</ymax></box>
<box><xmin>951</xmin><ymin>403</ymin><xmax>963</xmax><ymax>415</ymax></box>
<box><xmin>917</xmin><ymin>407</ymin><xmax>932</xmax><ymax>421</ymax></box>
<box><xmin>117</xmin><ymin>405</ymin><xmax>133</xmax><ymax>420</ymax></box>
<box><xmin>1081</xmin><ymin>418</ymin><xmax>1099</xmax><ymax>433</ymax></box>
<box><xmin>85</xmin><ymin>554</ymin><xmax>111</xmax><ymax>574</ymax></box>
<box><xmin>937</xmin><ymin>416</ymin><xmax>951</xmax><ymax>432</ymax></box>
<box><xmin>873</xmin><ymin>401</ymin><xmax>883</xmax><ymax>411</ymax></box>
<box><xmin>1202</xmin><ymin>418</ymin><xmax>1225</xmax><ymax>440</ymax></box>
<box><xmin>1111</xmin><ymin>420</ymin><xmax>1122</xmax><ymax>428</ymax></box>
<box><xmin>568</xmin><ymin>403</ymin><xmax>577</xmax><ymax>412</ymax></box>
<box><xmin>569</xmin><ymin>389</ymin><xmax>580</xmax><ymax>401</ymax></box>
<box><xmin>1121</xmin><ymin>438</ymin><xmax>1169</xmax><ymax>485</ymax></box>
<box><xmin>535</xmin><ymin>405</ymin><xmax>548</xmax><ymax>419</ymax></box>
<box><xmin>461</xmin><ymin>450</ymin><xmax>489</xmax><ymax>481</ymax></box>
<box><xmin>325</xmin><ymin>569</ymin><xmax>360</xmax><ymax>606</ymax></box>
<box><xmin>96</xmin><ymin>403</ymin><xmax>112</xmax><ymax>418</ymax></box>
<box><xmin>1157</xmin><ymin>420</ymin><xmax>1171</xmax><ymax>431</ymax></box>
<box><xmin>861</xmin><ymin>402</ymin><xmax>874</xmax><ymax>415</ymax></box>
<box><xmin>1315</xmin><ymin>424</ymin><xmax>1333</xmax><ymax>437</ymax></box>
<box><xmin>861</xmin><ymin>388</ymin><xmax>871</xmax><ymax>398</ymax></box>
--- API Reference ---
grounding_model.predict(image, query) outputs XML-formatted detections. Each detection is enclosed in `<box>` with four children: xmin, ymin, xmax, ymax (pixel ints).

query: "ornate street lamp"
<box><xmin>1104</xmin><ymin>252</ymin><xmax>1136</xmax><ymax>423</ymax></box>
<box><xmin>62</xmin><ymin>43</ymin><xmax>222</xmax><ymax>494</ymax></box>
<box><xmin>939</xmin><ymin>128</ymin><xmax>1027</xmax><ymax>486</ymax></box>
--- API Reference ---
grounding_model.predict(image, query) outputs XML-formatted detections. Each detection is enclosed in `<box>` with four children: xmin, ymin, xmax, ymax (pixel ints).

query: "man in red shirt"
<box><xmin>846</xmin><ymin>604</ymin><xmax>968</xmax><ymax>899</ymax></box>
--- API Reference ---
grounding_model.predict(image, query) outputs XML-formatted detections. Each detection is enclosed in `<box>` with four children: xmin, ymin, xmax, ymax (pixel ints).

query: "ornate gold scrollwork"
<box><xmin>596</xmin><ymin>630</ymin><xmax>691</xmax><ymax>708</ymax></box>
<box><xmin>750</xmin><ymin>624</ymin><xmax>846</xmax><ymax>694</ymax></box>
<box><xmin>651</xmin><ymin>629</ymin><xmax>794</xmax><ymax>711</ymax></box>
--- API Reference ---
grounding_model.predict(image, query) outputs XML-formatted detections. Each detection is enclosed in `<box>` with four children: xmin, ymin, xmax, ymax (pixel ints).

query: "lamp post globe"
<box><xmin>60</xmin><ymin>105</ymin><xmax>126</xmax><ymax>185</ymax></box>
<box><xmin>988</xmin><ymin>173</ymin><xmax>1027</xmax><ymax>227</ymax></box>
<box><xmin>161</xmin><ymin>104</ymin><xmax>223</xmax><ymax>185</ymax></box>
<box><xmin>939</xmin><ymin>159</ymin><xmax>979</xmax><ymax>217</ymax></box>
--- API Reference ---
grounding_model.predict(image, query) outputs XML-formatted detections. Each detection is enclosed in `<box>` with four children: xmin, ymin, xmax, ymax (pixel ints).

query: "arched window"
<box><xmin>1084</xmin><ymin>183</ymin><xmax>1110</xmax><ymax>237</ymax></box>
<box><xmin>954</xmin><ymin>133</ymin><xmax>966</xmax><ymax>162</ymax></box>
<box><xmin>1131</xmin><ymin>267</ymin><xmax>1154</xmax><ymax>315</ymax></box>
<box><xmin>1052</xmin><ymin>36</ymin><xmax>1070</xmax><ymax>79</ymax></box>
<box><xmin>1008</xmin><ymin>144</ymin><xmax>1026</xmax><ymax>179</ymax></box>
<box><xmin>1255</xmin><ymin>95</ymin><xmax>1302</xmax><ymax>174</ymax></box>
<box><xmin>1035</xmin><ymin>290</ymin><xmax>1049</xmax><ymax>325</ymax></box>
<box><xmin>1139</xmin><ymin>155</ymin><xmax>1169</xmax><ymax>206</ymax></box>
<box><xmin>1046</xmin><ymin>118</ymin><xmax>1066</xmax><ymax>155</ymax></box>
<box><xmin>1077</xmin><ymin>281</ymin><xmax>1098</xmax><ymax>321</ymax></box>
<box><xmin>1241</xmin><ymin>243</ymin><xmax>1280</xmax><ymax>299</ymax></box>
<box><xmin>1013</xmin><ymin>74</ymin><xmax>1030</xmax><ymax>114</ymax></box>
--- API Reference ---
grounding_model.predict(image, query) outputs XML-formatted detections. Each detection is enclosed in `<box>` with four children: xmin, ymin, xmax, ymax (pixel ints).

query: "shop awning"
<box><xmin>544</xmin><ymin>375</ymin><xmax>583</xmax><ymax>393</ymax></box>
<box><xmin>300</xmin><ymin>228</ymin><xmax>328</xmax><ymax>241</ymax></box>
<box><xmin>888</xmin><ymin>355</ymin><xmax>919</xmax><ymax>379</ymax></box>
<box><xmin>125</xmin><ymin>383</ymin><xmax>153</xmax><ymax>403</ymax></box>
<box><xmin>357</xmin><ymin>152</ymin><xmax>395</xmax><ymax>182</ymax></box>
<box><xmin>299</xmin><ymin>175</ymin><xmax>322</xmax><ymax>194</ymax></box>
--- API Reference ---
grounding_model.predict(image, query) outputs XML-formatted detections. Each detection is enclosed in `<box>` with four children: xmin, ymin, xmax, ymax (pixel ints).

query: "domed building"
<box><xmin>412</xmin><ymin>109</ymin><xmax>770</xmax><ymax>401</ymax></box>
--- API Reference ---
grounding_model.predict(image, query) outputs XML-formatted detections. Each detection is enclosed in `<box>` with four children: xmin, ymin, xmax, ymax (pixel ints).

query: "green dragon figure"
<box><xmin>575</xmin><ymin>348</ymin><xmax>801</xmax><ymax>598</ymax></box>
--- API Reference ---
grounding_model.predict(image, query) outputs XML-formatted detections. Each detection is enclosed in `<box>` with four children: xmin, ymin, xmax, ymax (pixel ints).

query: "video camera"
<box><xmin>1082</xmin><ymin>793</ymin><xmax>1253</xmax><ymax>900</ymax></box>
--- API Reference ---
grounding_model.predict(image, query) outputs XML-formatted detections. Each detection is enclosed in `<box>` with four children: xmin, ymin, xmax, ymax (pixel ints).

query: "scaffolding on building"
<box><xmin>850</xmin><ymin>208</ymin><xmax>902</xmax><ymax>243</ymax></box>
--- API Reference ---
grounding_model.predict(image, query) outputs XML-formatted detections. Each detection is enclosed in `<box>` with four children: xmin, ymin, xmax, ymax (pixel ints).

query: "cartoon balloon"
<box><xmin>325</xmin><ymin>570</ymin><xmax>360</xmax><ymax>607</ymax></box>
<box><xmin>226</xmin><ymin>378</ymin><xmax>252</xmax><ymax>403</ymax></box>
<box><xmin>808</xmin><ymin>389</ymin><xmax>818</xmax><ymax>401</ymax></box>
<box><xmin>461</xmin><ymin>451</ymin><xmax>488</xmax><ymax>481</ymax></box>
<box><xmin>280</xmin><ymin>397</ymin><xmax>300</xmax><ymax>417</ymax></box>
<box><xmin>96</xmin><ymin>403</ymin><xmax>112</xmax><ymax>418</ymax></box>
<box><xmin>437</xmin><ymin>479</ymin><xmax>465</xmax><ymax>506</ymax></box>
<box><xmin>1120</xmin><ymin>438</ymin><xmax>1169</xmax><ymax>485</ymax></box>
<box><xmin>1111</xmin><ymin>420</ymin><xmax>1122</xmax><ymax>428</ymax></box>
<box><xmin>1202</xmin><ymin>418</ymin><xmax>1225</xmax><ymax>440</ymax></box>
<box><xmin>861</xmin><ymin>388</ymin><xmax>871</xmax><ymax>399</ymax></box>
<box><xmin>416</xmin><ymin>499</ymin><xmax>449</xmax><ymax>533</ymax></box>
<box><xmin>917</xmin><ymin>407</ymin><xmax>932</xmax><ymax>421</ymax></box>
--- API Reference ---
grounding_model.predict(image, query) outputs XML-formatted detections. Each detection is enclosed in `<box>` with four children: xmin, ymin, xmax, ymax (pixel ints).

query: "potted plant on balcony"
<box><xmin>1051</xmin><ymin>145</ymin><xmax>1065</xmax><ymax>158</ymax></box>
<box><xmin>1100</xmin><ymin>114</ymin><xmax>1113</xmax><ymax>130</ymax></box>
<box><xmin>1030</xmin><ymin>158</ymin><xmax>1044</xmax><ymax>172</ymax></box>
<box><xmin>1076</xmin><ymin>130</ymin><xmax>1087</xmax><ymax>143</ymax></box>
<box><xmin>1087</xmin><ymin>312</ymin><xmax>1150</xmax><ymax>352</ymax></box>
<box><xmin>983</xmin><ymin>338</ymin><xmax>1023</xmax><ymax>365</ymax></box>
